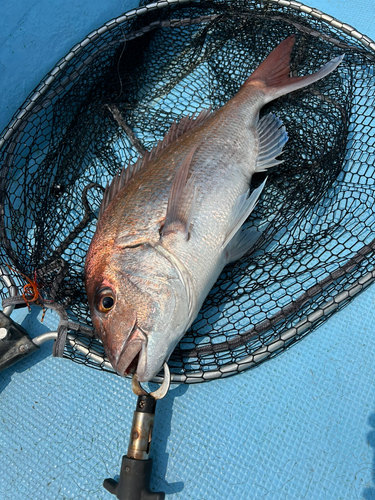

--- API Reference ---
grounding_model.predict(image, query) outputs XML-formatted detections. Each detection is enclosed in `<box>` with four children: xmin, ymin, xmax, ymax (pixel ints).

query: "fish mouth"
<box><xmin>115</xmin><ymin>328</ymin><xmax>147</xmax><ymax>377</ymax></box>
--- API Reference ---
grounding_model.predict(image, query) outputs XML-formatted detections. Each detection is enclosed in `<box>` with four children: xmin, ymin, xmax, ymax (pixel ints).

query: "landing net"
<box><xmin>1</xmin><ymin>0</ymin><xmax>374</xmax><ymax>382</ymax></box>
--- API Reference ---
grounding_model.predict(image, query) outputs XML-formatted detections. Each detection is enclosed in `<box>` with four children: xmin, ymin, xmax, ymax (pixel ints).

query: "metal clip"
<box><xmin>131</xmin><ymin>362</ymin><xmax>171</xmax><ymax>400</ymax></box>
<box><xmin>103</xmin><ymin>364</ymin><xmax>170</xmax><ymax>499</ymax></box>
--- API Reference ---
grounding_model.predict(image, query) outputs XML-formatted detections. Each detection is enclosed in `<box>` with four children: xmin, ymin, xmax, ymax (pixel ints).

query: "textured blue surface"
<box><xmin>1</xmin><ymin>1</ymin><xmax>375</xmax><ymax>499</ymax></box>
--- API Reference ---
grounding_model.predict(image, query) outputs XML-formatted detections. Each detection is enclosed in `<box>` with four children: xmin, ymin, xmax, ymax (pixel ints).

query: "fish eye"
<box><xmin>95</xmin><ymin>288</ymin><xmax>115</xmax><ymax>313</ymax></box>
<box><xmin>101</xmin><ymin>296</ymin><xmax>114</xmax><ymax>310</ymax></box>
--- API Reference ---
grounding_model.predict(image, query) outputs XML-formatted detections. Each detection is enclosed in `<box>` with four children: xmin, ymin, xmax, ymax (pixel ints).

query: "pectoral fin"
<box><xmin>161</xmin><ymin>146</ymin><xmax>197</xmax><ymax>239</ymax></box>
<box><xmin>223</xmin><ymin>179</ymin><xmax>266</xmax><ymax>251</ymax></box>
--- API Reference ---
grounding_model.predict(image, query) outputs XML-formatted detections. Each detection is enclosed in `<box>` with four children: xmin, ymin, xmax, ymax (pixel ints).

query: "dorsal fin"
<box><xmin>97</xmin><ymin>108</ymin><xmax>212</xmax><ymax>221</ymax></box>
<box><xmin>97</xmin><ymin>160</ymin><xmax>142</xmax><ymax>220</ymax></box>
<box><xmin>255</xmin><ymin>113</ymin><xmax>288</xmax><ymax>172</ymax></box>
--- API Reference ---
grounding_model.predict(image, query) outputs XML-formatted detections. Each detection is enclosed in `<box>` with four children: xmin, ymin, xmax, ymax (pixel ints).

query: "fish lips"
<box><xmin>115</xmin><ymin>328</ymin><xmax>147</xmax><ymax>378</ymax></box>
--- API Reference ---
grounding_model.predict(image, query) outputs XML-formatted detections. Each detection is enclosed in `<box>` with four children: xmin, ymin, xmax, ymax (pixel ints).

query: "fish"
<box><xmin>84</xmin><ymin>35</ymin><xmax>343</xmax><ymax>382</ymax></box>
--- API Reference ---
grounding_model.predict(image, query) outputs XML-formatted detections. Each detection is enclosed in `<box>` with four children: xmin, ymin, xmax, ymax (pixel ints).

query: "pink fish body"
<box><xmin>85</xmin><ymin>36</ymin><xmax>343</xmax><ymax>381</ymax></box>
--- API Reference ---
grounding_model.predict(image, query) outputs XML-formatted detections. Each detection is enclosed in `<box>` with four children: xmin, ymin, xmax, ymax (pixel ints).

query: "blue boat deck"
<box><xmin>1</xmin><ymin>1</ymin><xmax>375</xmax><ymax>498</ymax></box>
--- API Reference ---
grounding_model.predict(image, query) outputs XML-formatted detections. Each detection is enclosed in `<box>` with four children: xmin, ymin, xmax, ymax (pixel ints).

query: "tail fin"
<box><xmin>244</xmin><ymin>35</ymin><xmax>344</xmax><ymax>103</ymax></box>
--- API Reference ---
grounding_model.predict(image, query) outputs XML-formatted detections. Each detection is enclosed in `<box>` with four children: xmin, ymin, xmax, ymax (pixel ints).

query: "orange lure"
<box><xmin>6</xmin><ymin>264</ymin><xmax>48</xmax><ymax>321</ymax></box>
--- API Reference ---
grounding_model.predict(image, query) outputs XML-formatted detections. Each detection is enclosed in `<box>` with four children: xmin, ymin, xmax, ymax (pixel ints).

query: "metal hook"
<box><xmin>131</xmin><ymin>362</ymin><xmax>171</xmax><ymax>400</ymax></box>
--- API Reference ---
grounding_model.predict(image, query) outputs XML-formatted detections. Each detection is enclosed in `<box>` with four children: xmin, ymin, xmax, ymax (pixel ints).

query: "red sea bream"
<box><xmin>84</xmin><ymin>36</ymin><xmax>343</xmax><ymax>381</ymax></box>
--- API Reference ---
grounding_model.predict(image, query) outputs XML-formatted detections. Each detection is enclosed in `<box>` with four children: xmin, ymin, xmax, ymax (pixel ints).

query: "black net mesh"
<box><xmin>1</xmin><ymin>0</ymin><xmax>375</xmax><ymax>382</ymax></box>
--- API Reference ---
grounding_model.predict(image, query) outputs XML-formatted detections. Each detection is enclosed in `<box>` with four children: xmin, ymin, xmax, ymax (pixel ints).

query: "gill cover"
<box><xmin>86</xmin><ymin>243</ymin><xmax>192</xmax><ymax>382</ymax></box>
